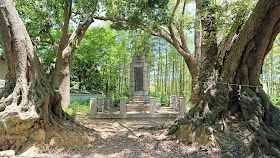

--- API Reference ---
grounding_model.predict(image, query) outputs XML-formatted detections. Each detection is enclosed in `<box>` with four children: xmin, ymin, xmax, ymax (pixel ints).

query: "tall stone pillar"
<box><xmin>130</xmin><ymin>56</ymin><xmax>149</xmax><ymax>103</ymax></box>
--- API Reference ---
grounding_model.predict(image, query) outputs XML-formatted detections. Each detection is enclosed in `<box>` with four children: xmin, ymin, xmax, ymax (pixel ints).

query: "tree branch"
<box><xmin>176</xmin><ymin>0</ymin><xmax>190</xmax><ymax>55</ymax></box>
<box><xmin>150</xmin><ymin>31</ymin><xmax>174</xmax><ymax>47</ymax></box>
<box><xmin>221</xmin><ymin>0</ymin><xmax>280</xmax><ymax>82</ymax></box>
<box><xmin>168</xmin><ymin>24</ymin><xmax>197</xmax><ymax>78</ymax></box>
<box><xmin>194</xmin><ymin>0</ymin><xmax>201</xmax><ymax>66</ymax></box>
<box><xmin>41</xmin><ymin>40</ymin><xmax>52</xmax><ymax>45</ymax></box>
<box><xmin>47</xmin><ymin>30</ymin><xmax>58</xmax><ymax>54</ymax></box>
<box><xmin>172</xmin><ymin>0</ymin><xmax>181</xmax><ymax>16</ymax></box>
<box><xmin>94</xmin><ymin>15</ymin><xmax>128</xmax><ymax>21</ymax></box>
<box><xmin>264</xmin><ymin>18</ymin><xmax>280</xmax><ymax>58</ymax></box>
<box><xmin>62</xmin><ymin>12</ymin><xmax>96</xmax><ymax>60</ymax></box>
<box><xmin>51</xmin><ymin>0</ymin><xmax>72</xmax><ymax>89</ymax></box>
<box><xmin>217</xmin><ymin>4</ymin><xmax>252</xmax><ymax>65</ymax></box>
<box><xmin>159</xmin><ymin>26</ymin><xmax>171</xmax><ymax>36</ymax></box>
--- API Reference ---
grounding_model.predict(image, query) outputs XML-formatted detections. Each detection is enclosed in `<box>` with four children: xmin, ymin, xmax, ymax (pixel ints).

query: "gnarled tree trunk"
<box><xmin>0</xmin><ymin>0</ymin><xmax>87</xmax><ymax>153</ymax></box>
<box><xmin>166</xmin><ymin>0</ymin><xmax>280</xmax><ymax>157</ymax></box>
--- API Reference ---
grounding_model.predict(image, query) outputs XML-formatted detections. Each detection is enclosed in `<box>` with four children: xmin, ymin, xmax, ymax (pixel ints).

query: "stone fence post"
<box><xmin>105</xmin><ymin>98</ymin><xmax>110</xmax><ymax>110</ymax></box>
<box><xmin>89</xmin><ymin>98</ymin><xmax>97</xmax><ymax>118</ymax></box>
<box><xmin>97</xmin><ymin>98</ymin><xmax>105</xmax><ymax>112</ymax></box>
<box><xmin>149</xmin><ymin>97</ymin><xmax>155</xmax><ymax>114</ymax></box>
<box><xmin>109</xmin><ymin>97</ymin><xmax>114</xmax><ymax>108</ymax></box>
<box><xmin>120</xmin><ymin>98</ymin><xmax>126</xmax><ymax>115</ymax></box>
<box><xmin>170</xmin><ymin>95</ymin><xmax>175</xmax><ymax>109</ymax></box>
<box><xmin>104</xmin><ymin>98</ymin><xmax>107</xmax><ymax>110</ymax></box>
<box><xmin>179</xmin><ymin>97</ymin><xmax>186</xmax><ymax>114</ymax></box>
<box><xmin>175</xmin><ymin>96</ymin><xmax>180</xmax><ymax>110</ymax></box>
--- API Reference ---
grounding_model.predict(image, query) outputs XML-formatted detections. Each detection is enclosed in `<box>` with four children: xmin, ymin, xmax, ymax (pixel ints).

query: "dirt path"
<box><xmin>24</xmin><ymin>115</ymin><xmax>221</xmax><ymax>158</ymax></box>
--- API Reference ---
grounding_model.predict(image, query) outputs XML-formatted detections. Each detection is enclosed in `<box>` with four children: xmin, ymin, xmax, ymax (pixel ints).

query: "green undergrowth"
<box><xmin>269</xmin><ymin>94</ymin><xmax>280</xmax><ymax>109</ymax></box>
<box><xmin>112</xmin><ymin>94</ymin><xmax>129</xmax><ymax>106</ymax></box>
<box><xmin>64</xmin><ymin>99</ymin><xmax>90</xmax><ymax>119</ymax></box>
<box><xmin>149</xmin><ymin>92</ymin><xmax>169</xmax><ymax>106</ymax></box>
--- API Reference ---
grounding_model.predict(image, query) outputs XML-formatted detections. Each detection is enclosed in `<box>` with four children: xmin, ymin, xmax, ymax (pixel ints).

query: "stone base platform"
<box><xmin>127</xmin><ymin>102</ymin><xmax>149</xmax><ymax>112</ymax></box>
<box><xmin>89</xmin><ymin>113</ymin><xmax>179</xmax><ymax>119</ymax></box>
<box><xmin>89</xmin><ymin>107</ymin><xmax>180</xmax><ymax>119</ymax></box>
<box><xmin>130</xmin><ymin>96</ymin><xmax>150</xmax><ymax>102</ymax></box>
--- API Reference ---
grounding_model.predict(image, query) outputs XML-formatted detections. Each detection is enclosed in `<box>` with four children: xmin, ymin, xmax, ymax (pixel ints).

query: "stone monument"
<box><xmin>130</xmin><ymin>55</ymin><xmax>149</xmax><ymax>103</ymax></box>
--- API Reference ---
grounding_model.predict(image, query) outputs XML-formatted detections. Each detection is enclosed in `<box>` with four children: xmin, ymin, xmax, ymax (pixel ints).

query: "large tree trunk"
<box><xmin>194</xmin><ymin>0</ymin><xmax>201</xmax><ymax>68</ymax></box>
<box><xmin>59</xmin><ymin>55</ymin><xmax>73</xmax><ymax>108</ymax></box>
<box><xmin>0</xmin><ymin>0</ymin><xmax>87</xmax><ymax>153</ymax></box>
<box><xmin>165</xmin><ymin>0</ymin><xmax>280</xmax><ymax>156</ymax></box>
<box><xmin>57</xmin><ymin>17</ymin><xmax>93</xmax><ymax>109</ymax></box>
<box><xmin>51</xmin><ymin>0</ymin><xmax>72</xmax><ymax>90</ymax></box>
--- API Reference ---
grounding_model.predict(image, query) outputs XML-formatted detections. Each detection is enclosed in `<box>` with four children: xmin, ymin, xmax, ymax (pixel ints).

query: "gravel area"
<box><xmin>25</xmin><ymin>114</ymin><xmax>221</xmax><ymax>158</ymax></box>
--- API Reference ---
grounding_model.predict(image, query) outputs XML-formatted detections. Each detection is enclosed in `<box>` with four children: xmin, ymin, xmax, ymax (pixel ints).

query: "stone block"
<box><xmin>143</xmin><ymin>82</ymin><xmax>148</xmax><ymax>87</ymax></box>
<box><xmin>149</xmin><ymin>97</ymin><xmax>155</xmax><ymax>114</ymax></box>
<box><xmin>170</xmin><ymin>96</ymin><xmax>175</xmax><ymax>109</ymax></box>
<box><xmin>89</xmin><ymin>98</ymin><xmax>97</xmax><ymax>118</ymax></box>
<box><xmin>120</xmin><ymin>98</ymin><xmax>126</xmax><ymax>114</ymax></box>
<box><xmin>144</xmin><ymin>91</ymin><xmax>149</xmax><ymax>96</ymax></box>
<box><xmin>133</xmin><ymin>55</ymin><xmax>145</xmax><ymax>60</ymax></box>
<box><xmin>134</xmin><ymin>60</ymin><xmax>145</xmax><ymax>63</ymax></box>
<box><xmin>143</xmin><ymin>87</ymin><xmax>148</xmax><ymax>91</ymax></box>
<box><xmin>134</xmin><ymin>63</ymin><xmax>143</xmax><ymax>67</ymax></box>
<box><xmin>134</xmin><ymin>91</ymin><xmax>144</xmax><ymax>96</ymax></box>
<box><xmin>179</xmin><ymin>97</ymin><xmax>186</xmax><ymax>114</ymax></box>
<box><xmin>143</xmin><ymin>67</ymin><xmax>148</xmax><ymax>71</ymax></box>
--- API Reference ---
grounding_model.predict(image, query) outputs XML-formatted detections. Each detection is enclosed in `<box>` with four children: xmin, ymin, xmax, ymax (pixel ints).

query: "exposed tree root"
<box><xmin>0</xmin><ymin>76</ymin><xmax>89</xmax><ymax>154</ymax></box>
<box><xmin>241</xmin><ymin>87</ymin><xmax>280</xmax><ymax>157</ymax></box>
<box><xmin>0</xmin><ymin>117</ymin><xmax>90</xmax><ymax>154</ymax></box>
<box><xmin>164</xmin><ymin>87</ymin><xmax>280</xmax><ymax>157</ymax></box>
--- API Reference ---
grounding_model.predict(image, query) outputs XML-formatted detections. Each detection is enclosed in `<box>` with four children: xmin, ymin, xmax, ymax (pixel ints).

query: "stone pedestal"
<box><xmin>130</xmin><ymin>56</ymin><xmax>149</xmax><ymax>103</ymax></box>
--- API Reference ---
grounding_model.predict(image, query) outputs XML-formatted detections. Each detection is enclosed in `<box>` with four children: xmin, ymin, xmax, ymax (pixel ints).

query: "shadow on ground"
<box><xmin>35</xmin><ymin>117</ymin><xmax>221</xmax><ymax>158</ymax></box>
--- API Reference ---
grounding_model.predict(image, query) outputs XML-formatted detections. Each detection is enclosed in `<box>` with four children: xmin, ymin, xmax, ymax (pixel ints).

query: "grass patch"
<box><xmin>64</xmin><ymin>99</ymin><xmax>90</xmax><ymax>119</ymax></box>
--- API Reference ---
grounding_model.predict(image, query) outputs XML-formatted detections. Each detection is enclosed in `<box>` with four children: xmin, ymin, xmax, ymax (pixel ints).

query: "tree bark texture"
<box><xmin>194</xmin><ymin>0</ymin><xmax>201</xmax><ymax>69</ymax></box>
<box><xmin>57</xmin><ymin>14</ymin><xmax>94</xmax><ymax>109</ymax></box>
<box><xmin>166</xmin><ymin>0</ymin><xmax>280</xmax><ymax>156</ymax></box>
<box><xmin>0</xmin><ymin>0</ymin><xmax>87</xmax><ymax>153</ymax></box>
<box><xmin>59</xmin><ymin>55</ymin><xmax>72</xmax><ymax>108</ymax></box>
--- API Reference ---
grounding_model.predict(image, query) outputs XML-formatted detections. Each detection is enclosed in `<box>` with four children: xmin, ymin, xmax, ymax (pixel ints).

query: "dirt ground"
<box><xmin>17</xmin><ymin>114</ymin><xmax>221</xmax><ymax>158</ymax></box>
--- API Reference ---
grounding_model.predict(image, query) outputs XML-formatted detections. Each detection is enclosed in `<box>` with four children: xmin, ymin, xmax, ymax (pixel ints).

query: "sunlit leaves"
<box><xmin>72</xmin><ymin>27</ymin><xmax>125</xmax><ymax>90</ymax></box>
<box><xmin>213</xmin><ymin>0</ymin><xmax>256</xmax><ymax>35</ymax></box>
<box><xmin>105</xmin><ymin>0</ymin><xmax>171</xmax><ymax>31</ymax></box>
<box><xmin>130</xmin><ymin>30</ymin><xmax>154</xmax><ymax>56</ymax></box>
